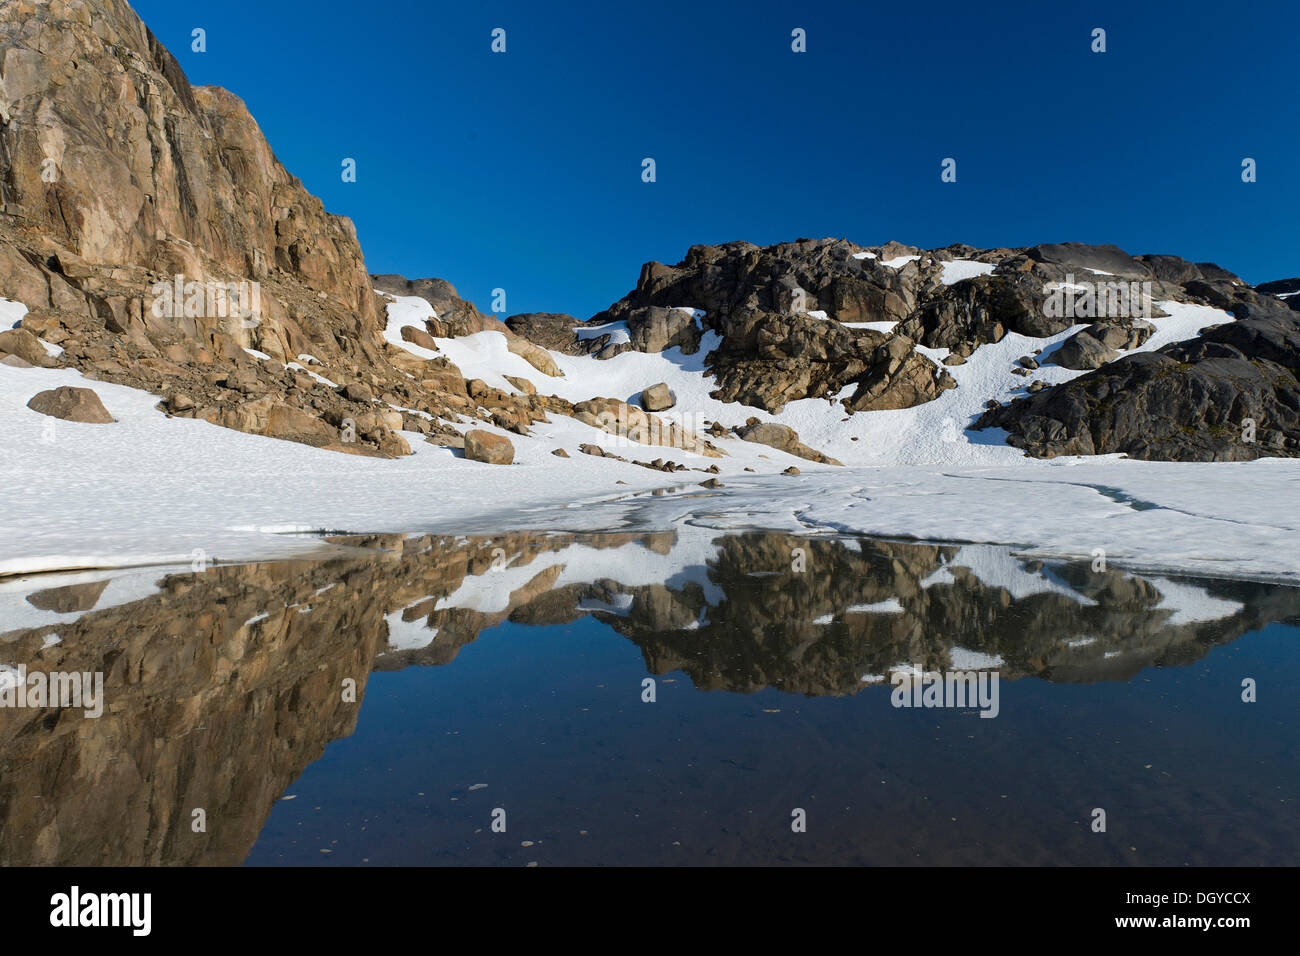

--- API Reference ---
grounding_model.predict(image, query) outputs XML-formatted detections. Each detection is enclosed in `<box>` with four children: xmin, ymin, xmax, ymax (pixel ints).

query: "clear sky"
<box><xmin>134</xmin><ymin>0</ymin><xmax>1299</xmax><ymax>320</ymax></box>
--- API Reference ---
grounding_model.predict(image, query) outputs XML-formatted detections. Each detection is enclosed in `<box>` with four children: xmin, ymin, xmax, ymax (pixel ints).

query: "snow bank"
<box><xmin>940</xmin><ymin>260</ymin><xmax>996</xmax><ymax>284</ymax></box>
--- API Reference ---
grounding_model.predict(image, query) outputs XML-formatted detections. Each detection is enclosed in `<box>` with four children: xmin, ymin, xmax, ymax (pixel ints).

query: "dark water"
<box><xmin>1</xmin><ymin>529</ymin><xmax>1296</xmax><ymax>865</ymax></box>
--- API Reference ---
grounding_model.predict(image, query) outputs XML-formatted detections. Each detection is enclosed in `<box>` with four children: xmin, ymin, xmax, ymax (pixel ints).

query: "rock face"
<box><xmin>463</xmin><ymin>429</ymin><xmax>514</xmax><ymax>465</ymax></box>
<box><xmin>0</xmin><ymin>0</ymin><xmax>462</xmax><ymax>457</ymax></box>
<box><xmin>1256</xmin><ymin>278</ymin><xmax>1300</xmax><ymax>312</ymax></box>
<box><xmin>844</xmin><ymin>334</ymin><xmax>955</xmax><ymax>412</ymax></box>
<box><xmin>977</xmin><ymin>299</ymin><xmax>1300</xmax><ymax>461</ymax></box>
<box><xmin>0</xmin><ymin>0</ymin><xmax>376</xmax><ymax>336</ymax></box>
<box><xmin>571</xmin><ymin>238</ymin><xmax>953</xmax><ymax>413</ymax></box>
<box><xmin>26</xmin><ymin>385</ymin><xmax>113</xmax><ymax>423</ymax></box>
<box><xmin>898</xmin><ymin>269</ymin><xmax>1057</xmax><ymax>347</ymax></box>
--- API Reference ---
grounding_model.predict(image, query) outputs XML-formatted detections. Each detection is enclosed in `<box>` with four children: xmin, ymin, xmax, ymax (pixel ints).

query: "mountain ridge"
<box><xmin>1</xmin><ymin>0</ymin><xmax>1298</xmax><ymax>474</ymax></box>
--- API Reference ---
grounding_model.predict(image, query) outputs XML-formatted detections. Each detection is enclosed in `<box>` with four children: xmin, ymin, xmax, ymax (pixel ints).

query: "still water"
<box><xmin>1</xmin><ymin>528</ymin><xmax>1295</xmax><ymax>865</ymax></box>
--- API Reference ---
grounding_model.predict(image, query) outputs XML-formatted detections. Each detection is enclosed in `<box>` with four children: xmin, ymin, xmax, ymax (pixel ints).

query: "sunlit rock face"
<box><xmin>0</xmin><ymin>0</ymin><xmax>493</xmax><ymax>456</ymax></box>
<box><xmin>1</xmin><ymin>528</ymin><xmax>1294</xmax><ymax>864</ymax></box>
<box><xmin>0</xmin><ymin>0</ymin><xmax>376</xmax><ymax>331</ymax></box>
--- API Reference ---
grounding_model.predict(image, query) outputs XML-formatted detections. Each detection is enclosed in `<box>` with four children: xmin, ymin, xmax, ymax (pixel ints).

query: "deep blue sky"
<box><xmin>135</xmin><ymin>0</ymin><xmax>1299</xmax><ymax>319</ymax></box>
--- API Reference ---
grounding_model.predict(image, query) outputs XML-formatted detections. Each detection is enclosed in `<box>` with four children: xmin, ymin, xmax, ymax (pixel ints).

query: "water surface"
<box><xmin>1</xmin><ymin>529</ymin><xmax>1295</xmax><ymax>865</ymax></box>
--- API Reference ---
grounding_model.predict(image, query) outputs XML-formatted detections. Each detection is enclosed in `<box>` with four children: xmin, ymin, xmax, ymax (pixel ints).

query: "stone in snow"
<box><xmin>641</xmin><ymin>382</ymin><xmax>675</xmax><ymax>411</ymax></box>
<box><xmin>463</xmin><ymin>429</ymin><xmax>515</xmax><ymax>465</ymax></box>
<box><xmin>27</xmin><ymin>386</ymin><xmax>114</xmax><ymax>424</ymax></box>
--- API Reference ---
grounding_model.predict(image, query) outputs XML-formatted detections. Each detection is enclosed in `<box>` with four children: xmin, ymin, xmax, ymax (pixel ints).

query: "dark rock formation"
<box><xmin>1054</xmin><ymin>328</ymin><xmax>1120</xmax><ymax>370</ymax></box>
<box><xmin>500</xmin><ymin>236</ymin><xmax>1261</xmax><ymax>445</ymax></box>
<box><xmin>1256</xmin><ymin>277</ymin><xmax>1300</xmax><ymax>312</ymax></box>
<box><xmin>977</xmin><ymin>299</ymin><xmax>1300</xmax><ymax>460</ymax></box>
<box><xmin>562</xmin><ymin>238</ymin><xmax>965</xmax><ymax>413</ymax></box>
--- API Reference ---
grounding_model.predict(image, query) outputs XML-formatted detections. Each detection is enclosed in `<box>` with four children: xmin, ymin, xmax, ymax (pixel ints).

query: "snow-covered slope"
<box><xmin>2</xmin><ymin>295</ymin><xmax>1297</xmax><ymax>583</ymax></box>
<box><xmin>383</xmin><ymin>293</ymin><xmax>1232</xmax><ymax>468</ymax></box>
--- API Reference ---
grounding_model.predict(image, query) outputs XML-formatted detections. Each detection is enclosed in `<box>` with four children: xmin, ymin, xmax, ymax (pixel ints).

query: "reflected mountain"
<box><xmin>0</xmin><ymin>529</ymin><xmax>1295</xmax><ymax>864</ymax></box>
<box><xmin>369</xmin><ymin>530</ymin><xmax>1299</xmax><ymax>692</ymax></box>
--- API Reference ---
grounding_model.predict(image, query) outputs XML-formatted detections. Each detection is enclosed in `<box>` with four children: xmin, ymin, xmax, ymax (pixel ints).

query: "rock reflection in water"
<box><xmin>0</xmin><ymin>529</ymin><xmax>1294</xmax><ymax>865</ymax></box>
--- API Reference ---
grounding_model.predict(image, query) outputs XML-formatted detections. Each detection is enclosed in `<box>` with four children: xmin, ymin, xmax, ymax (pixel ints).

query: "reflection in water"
<box><xmin>0</xmin><ymin>529</ymin><xmax>1296</xmax><ymax>865</ymax></box>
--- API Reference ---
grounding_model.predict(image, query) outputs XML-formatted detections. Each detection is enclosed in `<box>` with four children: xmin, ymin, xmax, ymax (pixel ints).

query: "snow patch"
<box><xmin>940</xmin><ymin>260</ymin><xmax>995</xmax><ymax>285</ymax></box>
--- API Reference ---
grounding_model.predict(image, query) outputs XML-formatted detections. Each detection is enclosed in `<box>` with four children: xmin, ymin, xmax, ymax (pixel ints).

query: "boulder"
<box><xmin>506</xmin><ymin>336</ymin><xmax>563</xmax><ymax>377</ymax></box>
<box><xmin>425</xmin><ymin>432</ymin><xmax>466</xmax><ymax>449</ymax></box>
<box><xmin>400</xmin><ymin>325</ymin><xmax>439</xmax><ymax>352</ymax></box>
<box><xmin>27</xmin><ymin>386</ymin><xmax>114</xmax><ymax>423</ymax></box>
<box><xmin>1087</xmin><ymin>320</ymin><xmax>1154</xmax><ymax>351</ymax></box>
<box><xmin>1054</xmin><ymin>329</ymin><xmax>1120</xmax><ymax>370</ymax></box>
<box><xmin>625</xmin><ymin>306</ymin><xmax>702</xmax><ymax>353</ymax></box>
<box><xmin>504</xmin><ymin>375</ymin><xmax>537</xmax><ymax>395</ymax></box>
<box><xmin>844</xmin><ymin>336</ymin><xmax>956</xmax><ymax>412</ymax></box>
<box><xmin>738</xmin><ymin>421</ymin><xmax>841</xmax><ymax>465</ymax></box>
<box><xmin>640</xmin><ymin>382</ymin><xmax>675</xmax><ymax>411</ymax></box>
<box><xmin>0</xmin><ymin>328</ymin><xmax>53</xmax><ymax>367</ymax></box>
<box><xmin>339</xmin><ymin>382</ymin><xmax>375</xmax><ymax>404</ymax></box>
<box><xmin>464</xmin><ymin>429</ymin><xmax>515</xmax><ymax>465</ymax></box>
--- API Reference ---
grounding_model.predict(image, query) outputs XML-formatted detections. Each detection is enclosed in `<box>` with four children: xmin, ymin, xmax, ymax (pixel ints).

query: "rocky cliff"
<box><xmin>0</xmin><ymin>0</ymin><xmax>548</xmax><ymax>456</ymax></box>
